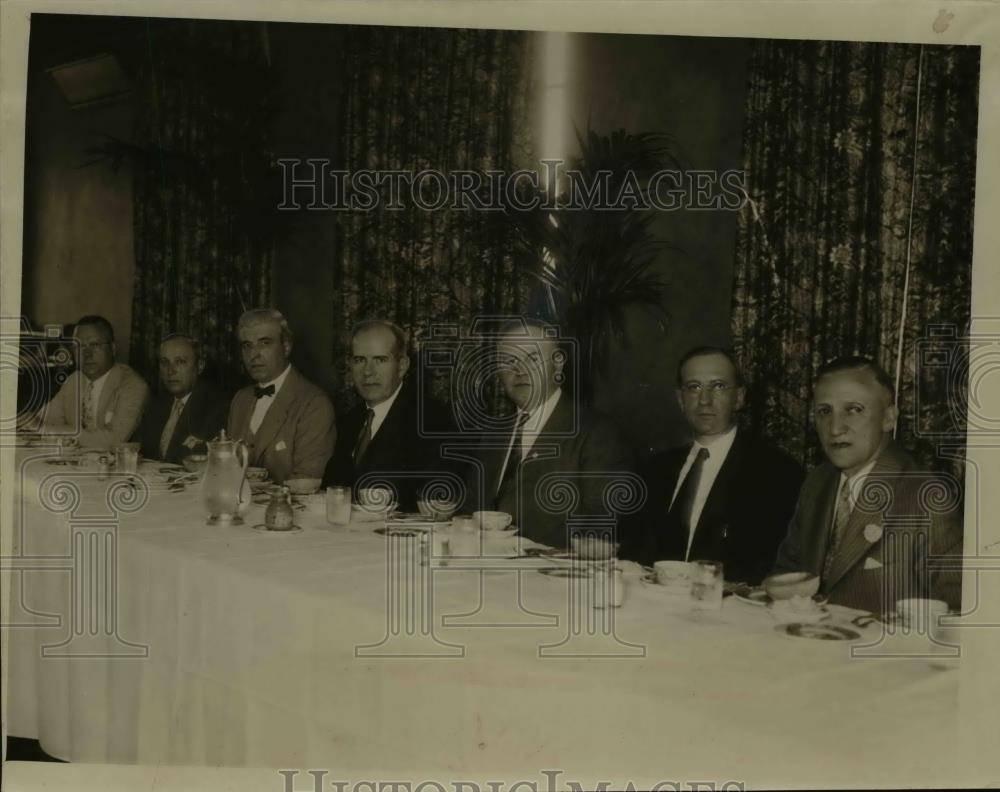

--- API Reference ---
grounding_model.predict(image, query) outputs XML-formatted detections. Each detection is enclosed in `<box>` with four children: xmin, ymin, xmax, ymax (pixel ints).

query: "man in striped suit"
<box><xmin>773</xmin><ymin>356</ymin><xmax>963</xmax><ymax>614</ymax></box>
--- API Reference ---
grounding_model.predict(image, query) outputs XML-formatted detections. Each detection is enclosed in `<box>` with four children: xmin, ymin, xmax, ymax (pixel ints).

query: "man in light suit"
<box><xmin>227</xmin><ymin>308</ymin><xmax>336</xmax><ymax>483</ymax></box>
<box><xmin>622</xmin><ymin>347</ymin><xmax>803</xmax><ymax>585</ymax></box>
<box><xmin>22</xmin><ymin>315</ymin><xmax>150</xmax><ymax>449</ymax></box>
<box><xmin>464</xmin><ymin>319</ymin><xmax>633</xmax><ymax>549</ymax></box>
<box><xmin>321</xmin><ymin>320</ymin><xmax>455</xmax><ymax>511</ymax></box>
<box><xmin>773</xmin><ymin>356</ymin><xmax>963</xmax><ymax>614</ymax></box>
<box><xmin>135</xmin><ymin>333</ymin><xmax>228</xmax><ymax>464</ymax></box>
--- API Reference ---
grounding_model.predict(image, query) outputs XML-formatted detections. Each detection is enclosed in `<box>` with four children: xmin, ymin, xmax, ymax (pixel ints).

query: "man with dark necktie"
<box><xmin>621</xmin><ymin>346</ymin><xmax>802</xmax><ymax>584</ymax></box>
<box><xmin>772</xmin><ymin>356</ymin><xmax>962</xmax><ymax>613</ymax></box>
<box><xmin>463</xmin><ymin>318</ymin><xmax>633</xmax><ymax>549</ymax></box>
<box><xmin>226</xmin><ymin>308</ymin><xmax>336</xmax><ymax>483</ymax></box>
<box><xmin>321</xmin><ymin>320</ymin><xmax>454</xmax><ymax>510</ymax></box>
<box><xmin>135</xmin><ymin>333</ymin><xmax>228</xmax><ymax>464</ymax></box>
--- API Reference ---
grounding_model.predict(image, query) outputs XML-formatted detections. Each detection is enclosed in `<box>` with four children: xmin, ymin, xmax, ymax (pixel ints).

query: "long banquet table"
<box><xmin>2</xmin><ymin>447</ymin><xmax>969</xmax><ymax>788</ymax></box>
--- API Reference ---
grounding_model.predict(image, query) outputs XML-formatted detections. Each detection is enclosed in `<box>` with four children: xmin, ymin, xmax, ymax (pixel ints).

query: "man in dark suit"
<box><xmin>135</xmin><ymin>333</ymin><xmax>228</xmax><ymax>464</ymax></box>
<box><xmin>227</xmin><ymin>308</ymin><xmax>336</xmax><ymax>483</ymax></box>
<box><xmin>773</xmin><ymin>356</ymin><xmax>963</xmax><ymax>613</ymax></box>
<box><xmin>622</xmin><ymin>346</ymin><xmax>803</xmax><ymax>584</ymax></box>
<box><xmin>321</xmin><ymin>320</ymin><xmax>455</xmax><ymax>511</ymax></box>
<box><xmin>463</xmin><ymin>319</ymin><xmax>633</xmax><ymax>549</ymax></box>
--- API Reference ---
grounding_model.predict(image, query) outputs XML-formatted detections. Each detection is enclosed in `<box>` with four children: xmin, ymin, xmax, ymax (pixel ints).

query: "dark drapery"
<box><xmin>335</xmin><ymin>26</ymin><xmax>532</xmax><ymax>407</ymax></box>
<box><xmin>731</xmin><ymin>40</ymin><xmax>979</xmax><ymax>474</ymax></box>
<box><xmin>129</xmin><ymin>20</ymin><xmax>275</xmax><ymax>390</ymax></box>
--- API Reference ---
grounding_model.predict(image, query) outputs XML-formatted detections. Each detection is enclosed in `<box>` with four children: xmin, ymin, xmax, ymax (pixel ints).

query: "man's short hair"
<box><xmin>237</xmin><ymin>308</ymin><xmax>292</xmax><ymax>344</ymax></box>
<box><xmin>160</xmin><ymin>332</ymin><xmax>202</xmax><ymax>362</ymax></box>
<box><xmin>351</xmin><ymin>319</ymin><xmax>408</xmax><ymax>358</ymax></box>
<box><xmin>815</xmin><ymin>355</ymin><xmax>896</xmax><ymax>404</ymax></box>
<box><xmin>676</xmin><ymin>345</ymin><xmax>744</xmax><ymax>387</ymax></box>
<box><xmin>74</xmin><ymin>315</ymin><xmax>115</xmax><ymax>342</ymax></box>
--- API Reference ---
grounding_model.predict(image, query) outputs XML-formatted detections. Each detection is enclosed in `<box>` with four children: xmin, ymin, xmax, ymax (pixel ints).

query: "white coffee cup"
<box><xmin>654</xmin><ymin>560</ymin><xmax>694</xmax><ymax>593</ymax></box>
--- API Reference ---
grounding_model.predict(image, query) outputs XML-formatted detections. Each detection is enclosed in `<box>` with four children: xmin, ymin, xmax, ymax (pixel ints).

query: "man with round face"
<box><xmin>27</xmin><ymin>314</ymin><xmax>150</xmax><ymax>449</ymax></box>
<box><xmin>227</xmin><ymin>308</ymin><xmax>336</xmax><ymax>484</ymax></box>
<box><xmin>621</xmin><ymin>346</ymin><xmax>803</xmax><ymax>585</ymax></box>
<box><xmin>464</xmin><ymin>318</ymin><xmax>633</xmax><ymax>550</ymax></box>
<box><xmin>321</xmin><ymin>320</ymin><xmax>455</xmax><ymax>512</ymax></box>
<box><xmin>773</xmin><ymin>356</ymin><xmax>962</xmax><ymax>613</ymax></box>
<box><xmin>135</xmin><ymin>334</ymin><xmax>228</xmax><ymax>464</ymax></box>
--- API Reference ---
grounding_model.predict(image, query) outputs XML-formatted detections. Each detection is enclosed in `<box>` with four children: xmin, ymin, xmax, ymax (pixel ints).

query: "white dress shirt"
<box><xmin>249</xmin><ymin>365</ymin><xmax>291</xmax><ymax>435</ymax></box>
<box><xmin>84</xmin><ymin>369</ymin><xmax>112</xmax><ymax>426</ymax></box>
<box><xmin>368</xmin><ymin>382</ymin><xmax>404</xmax><ymax>439</ymax></box>
<box><xmin>496</xmin><ymin>387</ymin><xmax>562</xmax><ymax>493</ymax></box>
<box><xmin>669</xmin><ymin>424</ymin><xmax>739</xmax><ymax>560</ymax></box>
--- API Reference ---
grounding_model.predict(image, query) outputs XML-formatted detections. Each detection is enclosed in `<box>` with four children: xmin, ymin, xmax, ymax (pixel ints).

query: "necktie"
<box><xmin>254</xmin><ymin>384</ymin><xmax>275</xmax><ymax>399</ymax></box>
<box><xmin>665</xmin><ymin>447</ymin><xmax>710</xmax><ymax>558</ymax></box>
<box><xmin>81</xmin><ymin>379</ymin><xmax>95</xmax><ymax>429</ymax></box>
<box><xmin>823</xmin><ymin>478</ymin><xmax>853</xmax><ymax>581</ymax></box>
<box><xmin>353</xmin><ymin>408</ymin><xmax>375</xmax><ymax>463</ymax></box>
<box><xmin>496</xmin><ymin>412</ymin><xmax>531</xmax><ymax>504</ymax></box>
<box><xmin>159</xmin><ymin>398</ymin><xmax>184</xmax><ymax>459</ymax></box>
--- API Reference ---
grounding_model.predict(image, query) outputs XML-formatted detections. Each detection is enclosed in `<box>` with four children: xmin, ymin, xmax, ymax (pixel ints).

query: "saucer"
<box><xmin>251</xmin><ymin>524</ymin><xmax>302</xmax><ymax>534</ymax></box>
<box><xmin>351</xmin><ymin>504</ymin><xmax>397</xmax><ymax>523</ymax></box>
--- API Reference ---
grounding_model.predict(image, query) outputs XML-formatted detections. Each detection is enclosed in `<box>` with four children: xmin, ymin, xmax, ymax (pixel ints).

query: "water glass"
<box><xmin>689</xmin><ymin>560</ymin><xmax>724</xmax><ymax>611</ymax></box>
<box><xmin>113</xmin><ymin>442</ymin><xmax>140</xmax><ymax>475</ymax></box>
<box><xmin>326</xmin><ymin>486</ymin><xmax>352</xmax><ymax>525</ymax></box>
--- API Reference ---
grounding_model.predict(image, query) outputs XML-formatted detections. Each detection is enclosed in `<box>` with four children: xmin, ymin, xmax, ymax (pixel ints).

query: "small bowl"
<box><xmin>285</xmin><ymin>477</ymin><xmax>322</xmax><ymax>495</ymax></box>
<box><xmin>417</xmin><ymin>499</ymin><xmax>459</xmax><ymax>521</ymax></box>
<box><xmin>762</xmin><ymin>571</ymin><xmax>821</xmax><ymax>601</ymax></box>
<box><xmin>246</xmin><ymin>467</ymin><xmax>269</xmax><ymax>482</ymax></box>
<box><xmin>359</xmin><ymin>487</ymin><xmax>396</xmax><ymax>509</ymax></box>
<box><xmin>571</xmin><ymin>535</ymin><xmax>620</xmax><ymax>560</ymax></box>
<box><xmin>182</xmin><ymin>454</ymin><xmax>208</xmax><ymax>475</ymax></box>
<box><xmin>473</xmin><ymin>510</ymin><xmax>513</xmax><ymax>531</ymax></box>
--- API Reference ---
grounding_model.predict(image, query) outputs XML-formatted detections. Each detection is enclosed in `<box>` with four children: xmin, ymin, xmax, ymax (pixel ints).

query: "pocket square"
<box><xmin>275</xmin><ymin>440</ymin><xmax>287</xmax><ymax>452</ymax></box>
<box><xmin>104</xmin><ymin>410</ymin><xmax>114</xmax><ymax>424</ymax></box>
<box><xmin>864</xmin><ymin>557</ymin><xmax>883</xmax><ymax>570</ymax></box>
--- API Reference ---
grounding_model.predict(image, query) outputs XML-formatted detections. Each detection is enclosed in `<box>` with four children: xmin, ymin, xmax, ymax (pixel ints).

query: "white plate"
<box><xmin>251</xmin><ymin>523</ymin><xmax>302</xmax><ymax>534</ymax></box>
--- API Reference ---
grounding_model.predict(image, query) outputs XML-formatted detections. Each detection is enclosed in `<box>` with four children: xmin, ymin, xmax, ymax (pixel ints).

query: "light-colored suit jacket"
<box><xmin>41</xmin><ymin>363</ymin><xmax>150</xmax><ymax>450</ymax></box>
<box><xmin>773</xmin><ymin>441</ymin><xmax>963</xmax><ymax>614</ymax></box>
<box><xmin>227</xmin><ymin>366</ymin><xmax>336</xmax><ymax>484</ymax></box>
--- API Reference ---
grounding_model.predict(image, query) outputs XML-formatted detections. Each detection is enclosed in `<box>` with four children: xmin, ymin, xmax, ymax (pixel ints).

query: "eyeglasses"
<box><xmin>77</xmin><ymin>342</ymin><xmax>111</xmax><ymax>352</ymax></box>
<box><xmin>681</xmin><ymin>382</ymin><xmax>737</xmax><ymax>395</ymax></box>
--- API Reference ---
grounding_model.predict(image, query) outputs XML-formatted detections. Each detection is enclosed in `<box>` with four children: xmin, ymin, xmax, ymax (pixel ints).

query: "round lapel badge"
<box><xmin>863</xmin><ymin>523</ymin><xmax>883</xmax><ymax>544</ymax></box>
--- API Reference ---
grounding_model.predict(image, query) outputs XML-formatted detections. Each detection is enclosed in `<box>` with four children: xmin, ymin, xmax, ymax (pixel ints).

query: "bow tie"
<box><xmin>254</xmin><ymin>384</ymin><xmax>276</xmax><ymax>399</ymax></box>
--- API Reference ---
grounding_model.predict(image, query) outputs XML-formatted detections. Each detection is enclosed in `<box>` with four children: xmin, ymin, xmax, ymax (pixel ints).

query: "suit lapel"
<box><xmin>692</xmin><ymin>429</ymin><xmax>744</xmax><ymax>545</ymax></box>
<box><xmin>823</xmin><ymin>444</ymin><xmax>906</xmax><ymax>588</ymax></box>
<box><xmin>251</xmin><ymin>368</ymin><xmax>299</xmax><ymax>464</ymax></box>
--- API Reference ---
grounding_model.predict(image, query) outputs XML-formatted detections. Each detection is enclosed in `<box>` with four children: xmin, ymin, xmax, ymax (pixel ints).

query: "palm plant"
<box><xmin>508</xmin><ymin>127</ymin><xmax>679</xmax><ymax>404</ymax></box>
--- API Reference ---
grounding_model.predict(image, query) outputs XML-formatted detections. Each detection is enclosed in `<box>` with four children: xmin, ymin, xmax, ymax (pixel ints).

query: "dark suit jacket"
<box><xmin>773</xmin><ymin>440</ymin><xmax>963</xmax><ymax>614</ymax></box>
<box><xmin>464</xmin><ymin>391</ymin><xmax>634</xmax><ymax>549</ymax></box>
<box><xmin>134</xmin><ymin>379</ymin><xmax>229</xmax><ymax>464</ymax></box>
<box><xmin>621</xmin><ymin>428</ymin><xmax>803</xmax><ymax>585</ymax></box>
<box><xmin>227</xmin><ymin>366</ymin><xmax>337</xmax><ymax>483</ymax></box>
<box><xmin>321</xmin><ymin>383</ymin><xmax>459</xmax><ymax>511</ymax></box>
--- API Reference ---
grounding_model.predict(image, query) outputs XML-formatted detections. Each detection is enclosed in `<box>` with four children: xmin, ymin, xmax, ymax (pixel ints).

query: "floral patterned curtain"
<box><xmin>732</xmin><ymin>40</ymin><xmax>979</xmax><ymax>475</ymax></box>
<box><xmin>334</xmin><ymin>26</ymin><xmax>532</xmax><ymax>408</ymax></box>
<box><xmin>129</xmin><ymin>19</ymin><xmax>275</xmax><ymax>391</ymax></box>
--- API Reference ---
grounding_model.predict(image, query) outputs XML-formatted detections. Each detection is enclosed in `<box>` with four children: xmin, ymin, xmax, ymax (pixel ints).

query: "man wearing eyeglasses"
<box><xmin>21</xmin><ymin>314</ymin><xmax>150</xmax><ymax>449</ymax></box>
<box><xmin>622</xmin><ymin>346</ymin><xmax>802</xmax><ymax>585</ymax></box>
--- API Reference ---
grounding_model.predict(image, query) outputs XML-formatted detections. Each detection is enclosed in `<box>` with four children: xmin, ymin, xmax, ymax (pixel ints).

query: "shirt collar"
<box><xmin>368</xmin><ymin>382</ymin><xmax>404</xmax><ymax>421</ymax></box>
<box><xmin>86</xmin><ymin>367</ymin><xmax>112</xmax><ymax>390</ymax></box>
<box><xmin>258</xmin><ymin>364</ymin><xmax>291</xmax><ymax>396</ymax></box>
<box><xmin>693</xmin><ymin>423</ymin><xmax>738</xmax><ymax>458</ymax></box>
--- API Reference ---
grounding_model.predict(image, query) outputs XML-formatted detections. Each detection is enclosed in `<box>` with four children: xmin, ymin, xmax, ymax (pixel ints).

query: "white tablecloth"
<box><xmin>3</xmin><ymin>449</ymin><xmax>967</xmax><ymax>787</ymax></box>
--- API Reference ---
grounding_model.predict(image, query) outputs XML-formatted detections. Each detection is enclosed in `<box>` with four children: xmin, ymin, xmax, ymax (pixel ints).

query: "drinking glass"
<box><xmin>689</xmin><ymin>560</ymin><xmax>724</xmax><ymax>611</ymax></box>
<box><xmin>326</xmin><ymin>486</ymin><xmax>352</xmax><ymax>525</ymax></box>
<box><xmin>113</xmin><ymin>442</ymin><xmax>140</xmax><ymax>475</ymax></box>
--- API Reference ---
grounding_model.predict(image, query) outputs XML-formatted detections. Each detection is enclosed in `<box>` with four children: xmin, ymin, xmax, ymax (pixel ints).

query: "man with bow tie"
<box><xmin>135</xmin><ymin>333</ymin><xmax>228</xmax><ymax>464</ymax></box>
<box><xmin>463</xmin><ymin>318</ymin><xmax>633</xmax><ymax>549</ymax></box>
<box><xmin>226</xmin><ymin>308</ymin><xmax>336</xmax><ymax>483</ymax></box>
<box><xmin>621</xmin><ymin>346</ymin><xmax>802</xmax><ymax>585</ymax></box>
<box><xmin>320</xmin><ymin>320</ymin><xmax>455</xmax><ymax>510</ymax></box>
<box><xmin>22</xmin><ymin>314</ymin><xmax>150</xmax><ymax>449</ymax></box>
<box><xmin>772</xmin><ymin>356</ymin><xmax>963</xmax><ymax>613</ymax></box>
